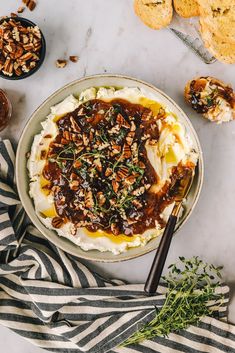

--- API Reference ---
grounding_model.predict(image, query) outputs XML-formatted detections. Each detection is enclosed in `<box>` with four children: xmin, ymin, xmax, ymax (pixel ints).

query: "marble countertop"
<box><xmin>1</xmin><ymin>0</ymin><xmax>235</xmax><ymax>352</ymax></box>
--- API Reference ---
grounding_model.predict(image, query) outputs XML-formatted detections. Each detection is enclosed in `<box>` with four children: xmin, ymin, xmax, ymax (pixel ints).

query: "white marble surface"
<box><xmin>0</xmin><ymin>0</ymin><xmax>235</xmax><ymax>352</ymax></box>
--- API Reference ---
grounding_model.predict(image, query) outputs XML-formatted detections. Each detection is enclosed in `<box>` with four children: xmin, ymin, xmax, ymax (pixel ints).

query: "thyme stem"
<box><xmin>122</xmin><ymin>257</ymin><xmax>224</xmax><ymax>346</ymax></box>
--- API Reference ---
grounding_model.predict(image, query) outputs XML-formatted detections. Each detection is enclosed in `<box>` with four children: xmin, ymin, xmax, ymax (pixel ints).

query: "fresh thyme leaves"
<box><xmin>126</xmin><ymin>162</ymin><xmax>144</xmax><ymax>175</ymax></box>
<box><xmin>57</xmin><ymin>143</ymin><xmax>76</xmax><ymax>159</ymax></box>
<box><xmin>115</xmin><ymin>128</ymin><xmax>127</xmax><ymax>144</ymax></box>
<box><xmin>206</xmin><ymin>96</ymin><xmax>214</xmax><ymax>107</ymax></box>
<box><xmin>122</xmin><ymin>257</ymin><xmax>224</xmax><ymax>346</ymax></box>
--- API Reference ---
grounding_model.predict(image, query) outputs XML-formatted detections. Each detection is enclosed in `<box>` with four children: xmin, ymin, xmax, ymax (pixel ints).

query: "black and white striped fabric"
<box><xmin>0</xmin><ymin>139</ymin><xmax>234</xmax><ymax>353</ymax></box>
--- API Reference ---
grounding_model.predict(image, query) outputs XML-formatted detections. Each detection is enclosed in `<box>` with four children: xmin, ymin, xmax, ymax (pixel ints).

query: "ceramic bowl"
<box><xmin>0</xmin><ymin>17</ymin><xmax>46</xmax><ymax>80</ymax></box>
<box><xmin>16</xmin><ymin>74</ymin><xmax>204</xmax><ymax>262</ymax></box>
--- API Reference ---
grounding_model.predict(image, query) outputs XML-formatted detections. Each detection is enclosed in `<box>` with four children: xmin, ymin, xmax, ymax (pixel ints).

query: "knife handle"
<box><xmin>144</xmin><ymin>214</ymin><xmax>177</xmax><ymax>295</ymax></box>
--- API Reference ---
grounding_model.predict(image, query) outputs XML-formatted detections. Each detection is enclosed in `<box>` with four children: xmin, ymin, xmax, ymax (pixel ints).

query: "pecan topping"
<box><xmin>117</xmin><ymin>166</ymin><xmax>129</xmax><ymax>179</ymax></box>
<box><xmin>97</xmin><ymin>192</ymin><xmax>106</xmax><ymax>207</ymax></box>
<box><xmin>122</xmin><ymin>143</ymin><xmax>132</xmax><ymax>159</ymax></box>
<box><xmin>112</xmin><ymin>144</ymin><xmax>121</xmax><ymax>155</ymax></box>
<box><xmin>52</xmin><ymin>217</ymin><xmax>64</xmax><ymax>229</ymax></box>
<box><xmin>116</xmin><ymin>113</ymin><xmax>130</xmax><ymax>128</ymax></box>
<box><xmin>126</xmin><ymin>131</ymin><xmax>135</xmax><ymax>146</ymax></box>
<box><xmin>42</xmin><ymin>98</ymin><xmax>193</xmax><ymax>236</ymax></box>
<box><xmin>70</xmin><ymin>116</ymin><xmax>81</xmax><ymax>132</ymax></box>
<box><xmin>105</xmin><ymin>167</ymin><xmax>112</xmax><ymax>177</ymax></box>
<box><xmin>112</xmin><ymin>180</ymin><xmax>119</xmax><ymax>193</ymax></box>
<box><xmin>94</xmin><ymin>158</ymin><xmax>102</xmax><ymax>172</ymax></box>
<box><xmin>85</xmin><ymin>191</ymin><xmax>94</xmax><ymax>209</ymax></box>
<box><xmin>111</xmin><ymin>223</ymin><xmax>120</xmax><ymax>236</ymax></box>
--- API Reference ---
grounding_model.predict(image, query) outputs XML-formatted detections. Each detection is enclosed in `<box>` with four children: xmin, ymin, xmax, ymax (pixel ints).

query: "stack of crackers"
<box><xmin>134</xmin><ymin>0</ymin><xmax>235</xmax><ymax>64</ymax></box>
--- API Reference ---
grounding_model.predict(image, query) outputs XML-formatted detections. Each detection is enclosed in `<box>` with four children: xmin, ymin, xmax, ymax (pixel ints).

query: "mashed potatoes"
<box><xmin>28</xmin><ymin>86</ymin><xmax>198</xmax><ymax>254</ymax></box>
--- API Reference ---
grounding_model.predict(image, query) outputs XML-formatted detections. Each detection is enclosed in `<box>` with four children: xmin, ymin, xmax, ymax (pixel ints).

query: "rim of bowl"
<box><xmin>16</xmin><ymin>74</ymin><xmax>204</xmax><ymax>262</ymax></box>
<box><xmin>0</xmin><ymin>16</ymin><xmax>46</xmax><ymax>80</ymax></box>
<box><xmin>0</xmin><ymin>89</ymin><xmax>12</xmax><ymax>131</ymax></box>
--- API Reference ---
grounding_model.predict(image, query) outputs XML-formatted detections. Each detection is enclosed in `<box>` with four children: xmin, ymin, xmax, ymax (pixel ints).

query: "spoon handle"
<box><xmin>144</xmin><ymin>214</ymin><xmax>177</xmax><ymax>295</ymax></box>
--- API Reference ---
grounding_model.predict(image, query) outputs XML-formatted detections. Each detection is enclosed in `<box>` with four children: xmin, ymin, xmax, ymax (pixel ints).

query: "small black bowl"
<box><xmin>0</xmin><ymin>17</ymin><xmax>46</xmax><ymax>80</ymax></box>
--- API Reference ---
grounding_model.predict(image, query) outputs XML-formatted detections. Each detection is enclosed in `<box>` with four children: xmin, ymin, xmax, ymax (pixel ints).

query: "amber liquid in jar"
<box><xmin>0</xmin><ymin>90</ymin><xmax>12</xmax><ymax>131</ymax></box>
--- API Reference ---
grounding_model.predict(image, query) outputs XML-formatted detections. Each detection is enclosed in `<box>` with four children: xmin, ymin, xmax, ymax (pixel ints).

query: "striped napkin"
<box><xmin>0</xmin><ymin>139</ymin><xmax>235</xmax><ymax>353</ymax></box>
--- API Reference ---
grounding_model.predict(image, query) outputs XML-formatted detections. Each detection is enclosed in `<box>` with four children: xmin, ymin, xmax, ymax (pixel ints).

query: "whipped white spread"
<box><xmin>28</xmin><ymin>87</ymin><xmax>198</xmax><ymax>254</ymax></box>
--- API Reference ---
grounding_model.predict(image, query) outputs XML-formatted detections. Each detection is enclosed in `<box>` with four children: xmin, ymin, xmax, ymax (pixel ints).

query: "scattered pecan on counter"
<box><xmin>22</xmin><ymin>0</ymin><xmax>37</xmax><ymax>12</ymax></box>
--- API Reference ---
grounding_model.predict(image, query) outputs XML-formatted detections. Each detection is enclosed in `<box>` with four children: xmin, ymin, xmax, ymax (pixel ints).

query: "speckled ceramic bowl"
<box><xmin>0</xmin><ymin>17</ymin><xmax>46</xmax><ymax>80</ymax></box>
<box><xmin>16</xmin><ymin>74</ymin><xmax>204</xmax><ymax>262</ymax></box>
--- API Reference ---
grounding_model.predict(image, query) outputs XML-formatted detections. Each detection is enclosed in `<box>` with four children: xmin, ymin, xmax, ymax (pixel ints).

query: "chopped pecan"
<box><xmin>70</xmin><ymin>224</ymin><xmax>77</xmax><ymax>236</ymax></box>
<box><xmin>19</xmin><ymin>51</ymin><xmax>34</xmax><ymax>61</ymax></box>
<box><xmin>138</xmin><ymin>161</ymin><xmax>146</xmax><ymax>169</ymax></box>
<box><xmin>116</xmin><ymin>113</ymin><xmax>130</xmax><ymax>128</ymax></box>
<box><xmin>122</xmin><ymin>143</ymin><xmax>132</xmax><ymax>159</ymax></box>
<box><xmin>105</xmin><ymin>167</ymin><xmax>112</xmax><ymax>177</ymax></box>
<box><xmin>142</xmin><ymin>110</ymin><xmax>153</xmax><ymax>121</ymax></box>
<box><xmin>69</xmin><ymin>55</ymin><xmax>79</xmax><ymax>63</ymax></box>
<box><xmin>61</xmin><ymin>138</ymin><xmax>70</xmax><ymax>145</ymax></box>
<box><xmin>62</xmin><ymin>130</ymin><xmax>71</xmax><ymax>140</ymax></box>
<box><xmin>52</xmin><ymin>217</ymin><xmax>64</xmax><ymax>229</ymax></box>
<box><xmin>4</xmin><ymin>43</ymin><xmax>15</xmax><ymax>53</ymax></box>
<box><xmin>112</xmin><ymin>144</ymin><xmax>121</xmax><ymax>154</ymax></box>
<box><xmin>124</xmin><ymin>175</ymin><xmax>136</xmax><ymax>185</ymax></box>
<box><xmin>69</xmin><ymin>180</ymin><xmax>80</xmax><ymax>191</ymax></box>
<box><xmin>85</xmin><ymin>191</ymin><xmax>94</xmax><ymax>209</ymax></box>
<box><xmin>109</xmin><ymin>125</ymin><xmax>120</xmax><ymax>134</ymax></box>
<box><xmin>132</xmin><ymin>186</ymin><xmax>145</xmax><ymax>196</ymax></box>
<box><xmin>22</xmin><ymin>64</ymin><xmax>30</xmax><ymax>73</ymax></box>
<box><xmin>89</xmin><ymin>130</ymin><xmax>94</xmax><ymax>140</ymax></box>
<box><xmin>141</xmin><ymin>133</ymin><xmax>150</xmax><ymax>141</ymax></box>
<box><xmin>28</xmin><ymin>1</ymin><xmax>36</xmax><ymax>11</ymax></box>
<box><xmin>17</xmin><ymin>6</ymin><xmax>25</xmax><ymax>14</ymax></box>
<box><xmin>82</xmin><ymin>133</ymin><xmax>89</xmax><ymax>146</ymax></box>
<box><xmin>73</xmin><ymin>160</ymin><xmax>82</xmax><ymax>169</ymax></box>
<box><xmin>112</xmin><ymin>180</ymin><xmax>119</xmax><ymax>193</ymax></box>
<box><xmin>132</xmin><ymin>155</ymin><xmax>138</xmax><ymax>165</ymax></box>
<box><xmin>70</xmin><ymin>116</ymin><xmax>81</xmax><ymax>132</ymax></box>
<box><xmin>76</xmin><ymin>220</ymin><xmax>91</xmax><ymax>227</ymax></box>
<box><xmin>117</xmin><ymin>166</ymin><xmax>129</xmax><ymax>179</ymax></box>
<box><xmin>94</xmin><ymin>158</ymin><xmax>102</xmax><ymax>172</ymax></box>
<box><xmin>2</xmin><ymin>57</ymin><xmax>13</xmax><ymax>76</ymax></box>
<box><xmin>130</xmin><ymin>121</ymin><xmax>136</xmax><ymax>132</ymax></box>
<box><xmin>126</xmin><ymin>131</ymin><xmax>135</xmax><ymax>146</ymax></box>
<box><xmin>77</xmin><ymin>107</ymin><xmax>84</xmax><ymax>116</ymax></box>
<box><xmin>23</xmin><ymin>43</ymin><xmax>34</xmax><ymax>51</ymax></box>
<box><xmin>14</xmin><ymin>45</ymin><xmax>24</xmax><ymax>58</ymax></box>
<box><xmin>56</xmin><ymin>59</ymin><xmax>67</xmax><ymax>68</ymax></box>
<box><xmin>111</xmin><ymin>223</ymin><xmax>119</xmax><ymax>235</ymax></box>
<box><xmin>98</xmin><ymin>142</ymin><xmax>109</xmax><ymax>150</ymax></box>
<box><xmin>70</xmin><ymin>172</ymin><xmax>79</xmax><ymax>180</ymax></box>
<box><xmin>132</xmin><ymin>199</ymin><xmax>143</xmax><ymax>209</ymax></box>
<box><xmin>23</xmin><ymin>0</ymin><xmax>36</xmax><ymax>11</ymax></box>
<box><xmin>97</xmin><ymin>192</ymin><xmax>106</xmax><ymax>206</ymax></box>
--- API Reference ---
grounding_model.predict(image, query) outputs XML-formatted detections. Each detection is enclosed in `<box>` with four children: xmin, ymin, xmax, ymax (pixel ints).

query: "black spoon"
<box><xmin>144</xmin><ymin>171</ymin><xmax>193</xmax><ymax>295</ymax></box>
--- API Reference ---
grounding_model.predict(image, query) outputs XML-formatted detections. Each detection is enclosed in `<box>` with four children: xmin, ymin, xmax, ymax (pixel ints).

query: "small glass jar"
<box><xmin>0</xmin><ymin>89</ymin><xmax>12</xmax><ymax>131</ymax></box>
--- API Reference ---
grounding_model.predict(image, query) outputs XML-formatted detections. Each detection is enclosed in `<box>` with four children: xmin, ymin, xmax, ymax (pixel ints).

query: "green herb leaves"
<box><xmin>122</xmin><ymin>257</ymin><xmax>224</xmax><ymax>346</ymax></box>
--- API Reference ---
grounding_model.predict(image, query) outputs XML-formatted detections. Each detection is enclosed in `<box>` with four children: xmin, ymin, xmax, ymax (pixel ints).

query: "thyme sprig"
<box><xmin>122</xmin><ymin>257</ymin><xmax>224</xmax><ymax>346</ymax></box>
